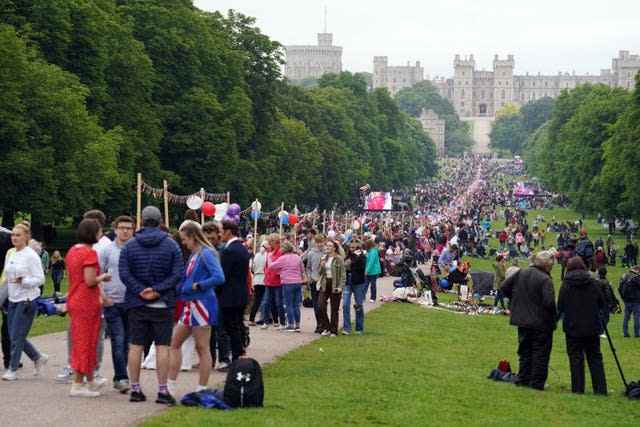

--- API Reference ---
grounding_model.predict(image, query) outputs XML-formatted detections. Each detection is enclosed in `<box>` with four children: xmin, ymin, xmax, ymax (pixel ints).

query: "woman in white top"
<box><xmin>249</xmin><ymin>238</ymin><xmax>268</xmax><ymax>326</ymax></box>
<box><xmin>1</xmin><ymin>223</ymin><xmax>48</xmax><ymax>381</ymax></box>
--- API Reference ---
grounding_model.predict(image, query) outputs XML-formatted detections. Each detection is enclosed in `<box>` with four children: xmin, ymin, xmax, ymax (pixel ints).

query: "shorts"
<box><xmin>128</xmin><ymin>306</ymin><xmax>173</xmax><ymax>346</ymax></box>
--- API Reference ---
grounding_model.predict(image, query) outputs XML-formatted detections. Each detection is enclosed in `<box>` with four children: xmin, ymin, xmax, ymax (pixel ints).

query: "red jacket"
<box><xmin>264</xmin><ymin>247</ymin><xmax>282</xmax><ymax>287</ymax></box>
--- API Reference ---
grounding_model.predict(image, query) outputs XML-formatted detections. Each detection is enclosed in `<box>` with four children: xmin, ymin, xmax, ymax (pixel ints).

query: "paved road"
<box><xmin>2</xmin><ymin>277</ymin><xmax>394</xmax><ymax>427</ymax></box>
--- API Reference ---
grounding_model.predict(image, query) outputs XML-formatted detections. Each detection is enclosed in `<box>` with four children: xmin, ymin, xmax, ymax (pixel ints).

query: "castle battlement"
<box><xmin>454</xmin><ymin>54</ymin><xmax>476</xmax><ymax>68</ymax></box>
<box><xmin>493</xmin><ymin>54</ymin><xmax>515</xmax><ymax>68</ymax></box>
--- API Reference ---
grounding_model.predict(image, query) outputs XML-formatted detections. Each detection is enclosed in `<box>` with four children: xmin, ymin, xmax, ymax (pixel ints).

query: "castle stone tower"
<box><xmin>493</xmin><ymin>54</ymin><xmax>515</xmax><ymax>113</ymax></box>
<box><xmin>453</xmin><ymin>54</ymin><xmax>475</xmax><ymax>117</ymax></box>
<box><xmin>373</xmin><ymin>56</ymin><xmax>388</xmax><ymax>90</ymax></box>
<box><xmin>318</xmin><ymin>33</ymin><xmax>333</xmax><ymax>47</ymax></box>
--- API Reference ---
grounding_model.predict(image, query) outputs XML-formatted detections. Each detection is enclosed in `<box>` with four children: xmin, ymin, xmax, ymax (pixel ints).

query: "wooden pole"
<box><xmin>136</xmin><ymin>173</ymin><xmax>142</xmax><ymax>230</ymax></box>
<box><xmin>293</xmin><ymin>205</ymin><xmax>298</xmax><ymax>248</ymax></box>
<box><xmin>227</xmin><ymin>192</ymin><xmax>231</xmax><ymax>204</ymax></box>
<box><xmin>330</xmin><ymin>210</ymin><xmax>335</xmax><ymax>233</ymax></box>
<box><xmin>312</xmin><ymin>208</ymin><xmax>318</xmax><ymax>230</ymax></box>
<box><xmin>279</xmin><ymin>202</ymin><xmax>284</xmax><ymax>240</ymax></box>
<box><xmin>163</xmin><ymin>179</ymin><xmax>170</xmax><ymax>228</ymax></box>
<box><xmin>322</xmin><ymin>210</ymin><xmax>327</xmax><ymax>235</ymax></box>
<box><xmin>253</xmin><ymin>199</ymin><xmax>259</xmax><ymax>255</ymax></box>
<box><xmin>200</xmin><ymin>188</ymin><xmax>205</xmax><ymax>225</ymax></box>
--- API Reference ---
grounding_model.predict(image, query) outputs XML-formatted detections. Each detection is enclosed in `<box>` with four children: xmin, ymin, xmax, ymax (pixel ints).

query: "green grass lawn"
<box><xmin>468</xmin><ymin>207</ymin><xmax>632</xmax><ymax>293</ymax></box>
<box><xmin>143</xmin><ymin>206</ymin><xmax>639</xmax><ymax>426</ymax></box>
<box><xmin>143</xmin><ymin>302</ymin><xmax>638</xmax><ymax>427</ymax></box>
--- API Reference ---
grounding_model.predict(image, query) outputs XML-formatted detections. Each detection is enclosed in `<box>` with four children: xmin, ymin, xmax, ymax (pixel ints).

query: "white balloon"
<box><xmin>251</xmin><ymin>201</ymin><xmax>262</xmax><ymax>212</ymax></box>
<box><xmin>186</xmin><ymin>195</ymin><xmax>203</xmax><ymax>210</ymax></box>
<box><xmin>352</xmin><ymin>220</ymin><xmax>361</xmax><ymax>229</ymax></box>
<box><xmin>214</xmin><ymin>203</ymin><xmax>229</xmax><ymax>221</ymax></box>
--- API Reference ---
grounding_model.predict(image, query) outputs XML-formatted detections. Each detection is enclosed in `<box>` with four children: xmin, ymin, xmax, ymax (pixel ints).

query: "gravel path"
<box><xmin>2</xmin><ymin>277</ymin><xmax>394</xmax><ymax>427</ymax></box>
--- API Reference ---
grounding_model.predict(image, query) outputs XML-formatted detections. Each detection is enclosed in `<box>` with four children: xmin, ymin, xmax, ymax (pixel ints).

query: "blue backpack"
<box><xmin>576</xmin><ymin>239</ymin><xmax>594</xmax><ymax>259</ymax></box>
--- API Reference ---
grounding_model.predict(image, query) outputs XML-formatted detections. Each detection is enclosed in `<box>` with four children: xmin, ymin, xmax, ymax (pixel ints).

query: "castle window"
<box><xmin>533</xmin><ymin>82</ymin><xmax>536</xmax><ymax>87</ymax></box>
<box><xmin>461</xmin><ymin>101</ymin><xmax>465</xmax><ymax>107</ymax></box>
<box><xmin>521</xmin><ymin>93</ymin><xmax>525</xmax><ymax>101</ymax></box>
<box><xmin>501</xmin><ymin>90</ymin><xmax>505</xmax><ymax>99</ymax></box>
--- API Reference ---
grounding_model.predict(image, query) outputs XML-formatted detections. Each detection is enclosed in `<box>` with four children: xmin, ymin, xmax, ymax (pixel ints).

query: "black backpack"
<box><xmin>223</xmin><ymin>358</ymin><xmax>264</xmax><ymax>408</ymax></box>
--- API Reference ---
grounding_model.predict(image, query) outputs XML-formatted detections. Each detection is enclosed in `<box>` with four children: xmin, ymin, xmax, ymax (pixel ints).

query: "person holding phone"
<box><xmin>1</xmin><ymin>223</ymin><xmax>48</xmax><ymax>382</ymax></box>
<box><xmin>65</xmin><ymin>219</ymin><xmax>112</xmax><ymax>397</ymax></box>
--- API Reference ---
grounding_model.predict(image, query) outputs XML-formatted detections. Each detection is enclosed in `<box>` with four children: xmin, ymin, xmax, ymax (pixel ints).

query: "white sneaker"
<box><xmin>215</xmin><ymin>362</ymin><xmax>230</xmax><ymax>372</ymax></box>
<box><xmin>342</xmin><ymin>330</ymin><xmax>351</xmax><ymax>336</ymax></box>
<box><xmin>369</xmin><ymin>299</ymin><xmax>375</xmax><ymax>303</ymax></box>
<box><xmin>114</xmin><ymin>379</ymin><xmax>130</xmax><ymax>393</ymax></box>
<box><xmin>600</xmin><ymin>334</ymin><xmax>607</xmax><ymax>339</ymax></box>
<box><xmin>260</xmin><ymin>323</ymin><xmax>269</xmax><ymax>330</ymax></box>
<box><xmin>55</xmin><ymin>366</ymin><xmax>73</xmax><ymax>384</ymax></box>
<box><xmin>321</xmin><ymin>330</ymin><xmax>330</xmax><ymax>336</ymax></box>
<box><xmin>34</xmin><ymin>353</ymin><xmax>49</xmax><ymax>376</ymax></box>
<box><xmin>330</xmin><ymin>333</ymin><xmax>337</xmax><ymax>337</ymax></box>
<box><xmin>92</xmin><ymin>374</ymin><xmax>107</xmax><ymax>388</ymax></box>
<box><xmin>2</xmin><ymin>370</ymin><xmax>17</xmax><ymax>381</ymax></box>
<box><xmin>89</xmin><ymin>379</ymin><xmax>106</xmax><ymax>392</ymax></box>
<box><xmin>70</xmin><ymin>383</ymin><xmax>100</xmax><ymax>398</ymax></box>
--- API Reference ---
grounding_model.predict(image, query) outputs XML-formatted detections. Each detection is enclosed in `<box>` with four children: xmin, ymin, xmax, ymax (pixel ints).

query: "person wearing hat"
<box><xmin>501</xmin><ymin>250</ymin><xmax>557</xmax><ymax>391</ymax></box>
<box><xmin>119</xmin><ymin>206</ymin><xmax>184</xmax><ymax>405</ymax></box>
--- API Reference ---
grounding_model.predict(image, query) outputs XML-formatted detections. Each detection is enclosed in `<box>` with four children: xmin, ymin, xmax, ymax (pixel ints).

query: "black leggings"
<box><xmin>249</xmin><ymin>285</ymin><xmax>265</xmax><ymax>322</ymax></box>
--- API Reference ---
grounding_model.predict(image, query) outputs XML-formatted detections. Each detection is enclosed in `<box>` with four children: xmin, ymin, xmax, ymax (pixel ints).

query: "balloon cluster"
<box><xmin>223</xmin><ymin>203</ymin><xmax>242</xmax><ymax>224</ymax></box>
<box><xmin>278</xmin><ymin>211</ymin><xmax>298</xmax><ymax>226</ymax></box>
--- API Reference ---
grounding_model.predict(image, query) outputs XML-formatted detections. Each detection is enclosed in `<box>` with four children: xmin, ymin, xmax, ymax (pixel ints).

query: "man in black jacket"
<box><xmin>501</xmin><ymin>251</ymin><xmax>557</xmax><ymax>390</ymax></box>
<box><xmin>558</xmin><ymin>257</ymin><xmax>607</xmax><ymax>395</ymax></box>
<box><xmin>219</xmin><ymin>221</ymin><xmax>251</xmax><ymax>361</ymax></box>
<box><xmin>619</xmin><ymin>266</ymin><xmax>640</xmax><ymax>338</ymax></box>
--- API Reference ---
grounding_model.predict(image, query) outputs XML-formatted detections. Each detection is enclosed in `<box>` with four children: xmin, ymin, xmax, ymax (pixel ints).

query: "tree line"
<box><xmin>0</xmin><ymin>0</ymin><xmax>437</xmax><ymax>228</ymax></box>
<box><xmin>525</xmin><ymin>78</ymin><xmax>640</xmax><ymax>219</ymax></box>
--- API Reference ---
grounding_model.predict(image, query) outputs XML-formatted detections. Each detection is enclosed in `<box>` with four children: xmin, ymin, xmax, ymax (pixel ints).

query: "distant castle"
<box><xmin>373</xmin><ymin>51</ymin><xmax>640</xmax><ymax>118</ymax></box>
<box><xmin>284</xmin><ymin>32</ymin><xmax>343</xmax><ymax>81</ymax></box>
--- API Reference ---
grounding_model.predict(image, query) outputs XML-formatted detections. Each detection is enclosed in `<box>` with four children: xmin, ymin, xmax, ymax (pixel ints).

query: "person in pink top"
<box><xmin>261</xmin><ymin>234</ymin><xmax>285</xmax><ymax>329</ymax></box>
<box><xmin>268</xmin><ymin>241</ymin><xmax>305</xmax><ymax>332</ymax></box>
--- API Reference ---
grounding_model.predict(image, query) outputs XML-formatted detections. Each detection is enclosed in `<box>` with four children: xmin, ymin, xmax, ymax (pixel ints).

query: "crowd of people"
<box><xmin>1</xmin><ymin>155</ymin><xmax>639</xmax><ymax>405</ymax></box>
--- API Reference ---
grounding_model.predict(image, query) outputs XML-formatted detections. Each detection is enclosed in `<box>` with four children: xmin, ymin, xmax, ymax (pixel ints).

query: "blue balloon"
<box><xmin>439</xmin><ymin>279</ymin><xmax>450</xmax><ymax>289</ymax></box>
<box><xmin>280</xmin><ymin>215</ymin><xmax>289</xmax><ymax>225</ymax></box>
<box><xmin>250</xmin><ymin>211</ymin><xmax>259</xmax><ymax>221</ymax></box>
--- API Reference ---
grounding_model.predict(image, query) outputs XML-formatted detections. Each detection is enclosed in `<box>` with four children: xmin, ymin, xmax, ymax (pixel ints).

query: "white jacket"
<box><xmin>2</xmin><ymin>247</ymin><xmax>44</xmax><ymax>302</ymax></box>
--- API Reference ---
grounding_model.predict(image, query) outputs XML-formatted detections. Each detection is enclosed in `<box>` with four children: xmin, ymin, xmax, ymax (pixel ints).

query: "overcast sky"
<box><xmin>195</xmin><ymin>0</ymin><xmax>639</xmax><ymax>78</ymax></box>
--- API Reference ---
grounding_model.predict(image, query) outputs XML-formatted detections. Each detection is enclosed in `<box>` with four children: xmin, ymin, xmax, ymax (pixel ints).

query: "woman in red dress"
<box><xmin>65</xmin><ymin>219</ymin><xmax>111</xmax><ymax>398</ymax></box>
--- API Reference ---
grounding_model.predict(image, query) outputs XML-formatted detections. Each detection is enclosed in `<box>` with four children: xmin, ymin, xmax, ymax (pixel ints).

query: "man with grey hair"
<box><xmin>501</xmin><ymin>250</ymin><xmax>557</xmax><ymax>391</ymax></box>
<box><xmin>120</xmin><ymin>206</ymin><xmax>183</xmax><ymax>405</ymax></box>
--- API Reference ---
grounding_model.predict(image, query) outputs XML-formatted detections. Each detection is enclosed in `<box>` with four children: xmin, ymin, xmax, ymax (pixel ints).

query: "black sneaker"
<box><xmin>130</xmin><ymin>390</ymin><xmax>147</xmax><ymax>402</ymax></box>
<box><xmin>156</xmin><ymin>392</ymin><xmax>176</xmax><ymax>406</ymax></box>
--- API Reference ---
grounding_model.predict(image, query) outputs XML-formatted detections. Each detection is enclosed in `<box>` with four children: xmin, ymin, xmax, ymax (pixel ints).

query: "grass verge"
<box><xmin>143</xmin><ymin>301</ymin><xmax>638</xmax><ymax>427</ymax></box>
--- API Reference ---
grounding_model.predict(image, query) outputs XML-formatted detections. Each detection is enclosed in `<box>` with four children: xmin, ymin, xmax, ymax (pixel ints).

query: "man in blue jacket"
<box><xmin>119</xmin><ymin>206</ymin><xmax>183</xmax><ymax>405</ymax></box>
<box><xmin>218</xmin><ymin>220</ymin><xmax>251</xmax><ymax>361</ymax></box>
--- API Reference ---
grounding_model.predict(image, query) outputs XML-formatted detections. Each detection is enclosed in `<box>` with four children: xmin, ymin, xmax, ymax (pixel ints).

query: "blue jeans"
<box><xmin>282</xmin><ymin>284</ymin><xmax>302</xmax><ymax>327</ymax></box>
<box><xmin>623</xmin><ymin>302</ymin><xmax>640</xmax><ymax>337</ymax></box>
<box><xmin>261</xmin><ymin>286</ymin><xmax>285</xmax><ymax>325</ymax></box>
<box><xmin>104</xmin><ymin>304</ymin><xmax>129</xmax><ymax>381</ymax></box>
<box><xmin>343</xmin><ymin>283</ymin><xmax>366</xmax><ymax>333</ymax></box>
<box><xmin>365</xmin><ymin>275</ymin><xmax>378</xmax><ymax>301</ymax></box>
<box><xmin>7</xmin><ymin>301</ymin><xmax>41</xmax><ymax>371</ymax></box>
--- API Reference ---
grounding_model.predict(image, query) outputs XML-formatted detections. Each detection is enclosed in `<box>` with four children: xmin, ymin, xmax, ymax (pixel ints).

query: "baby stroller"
<box><xmin>416</xmin><ymin>269</ymin><xmax>438</xmax><ymax>306</ymax></box>
<box><xmin>393</xmin><ymin>257</ymin><xmax>417</xmax><ymax>289</ymax></box>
